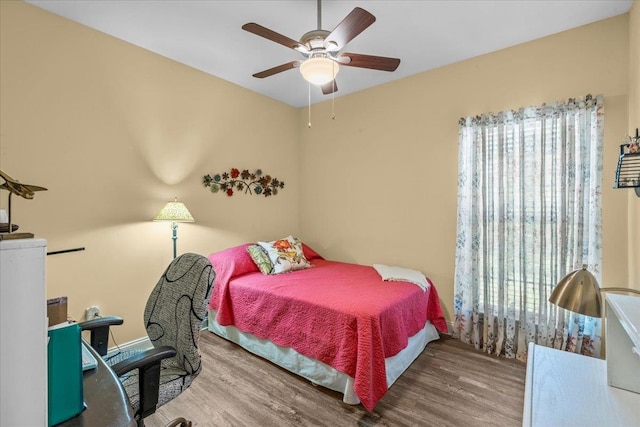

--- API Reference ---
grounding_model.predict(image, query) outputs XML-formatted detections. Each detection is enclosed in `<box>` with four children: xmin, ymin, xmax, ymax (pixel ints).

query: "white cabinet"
<box><xmin>0</xmin><ymin>238</ymin><xmax>47</xmax><ymax>426</ymax></box>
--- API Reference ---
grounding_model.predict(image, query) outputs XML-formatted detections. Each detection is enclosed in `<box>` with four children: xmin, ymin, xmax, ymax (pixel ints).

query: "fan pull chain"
<box><xmin>331</xmin><ymin>90</ymin><xmax>335</xmax><ymax>120</ymax></box>
<box><xmin>308</xmin><ymin>82</ymin><xmax>312</xmax><ymax>128</ymax></box>
<box><xmin>331</xmin><ymin>62</ymin><xmax>336</xmax><ymax>120</ymax></box>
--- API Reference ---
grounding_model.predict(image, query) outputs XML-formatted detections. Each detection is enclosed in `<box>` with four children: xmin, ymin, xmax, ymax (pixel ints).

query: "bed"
<box><xmin>206</xmin><ymin>242</ymin><xmax>447</xmax><ymax>411</ymax></box>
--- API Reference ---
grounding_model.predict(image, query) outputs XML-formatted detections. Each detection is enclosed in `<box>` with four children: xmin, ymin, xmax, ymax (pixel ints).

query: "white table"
<box><xmin>523</xmin><ymin>293</ymin><xmax>640</xmax><ymax>426</ymax></box>
<box><xmin>523</xmin><ymin>342</ymin><xmax>640</xmax><ymax>426</ymax></box>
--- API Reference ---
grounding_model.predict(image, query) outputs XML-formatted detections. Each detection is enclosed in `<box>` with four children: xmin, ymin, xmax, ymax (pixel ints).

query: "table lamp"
<box><xmin>549</xmin><ymin>265</ymin><xmax>640</xmax><ymax>317</ymax></box>
<box><xmin>153</xmin><ymin>198</ymin><xmax>194</xmax><ymax>258</ymax></box>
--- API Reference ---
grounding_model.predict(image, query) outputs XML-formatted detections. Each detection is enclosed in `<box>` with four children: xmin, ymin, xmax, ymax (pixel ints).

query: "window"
<box><xmin>453</xmin><ymin>95</ymin><xmax>603</xmax><ymax>360</ymax></box>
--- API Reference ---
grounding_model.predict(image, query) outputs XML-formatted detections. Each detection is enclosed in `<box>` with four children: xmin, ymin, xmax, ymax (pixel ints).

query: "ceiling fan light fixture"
<box><xmin>300</xmin><ymin>57</ymin><xmax>339</xmax><ymax>85</ymax></box>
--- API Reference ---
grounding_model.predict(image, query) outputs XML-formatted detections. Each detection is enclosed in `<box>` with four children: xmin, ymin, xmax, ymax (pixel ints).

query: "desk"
<box><xmin>606</xmin><ymin>294</ymin><xmax>640</xmax><ymax>393</ymax></box>
<box><xmin>59</xmin><ymin>342</ymin><xmax>136</xmax><ymax>427</ymax></box>
<box><xmin>522</xmin><ymin>343</ymin><xmax>640</xmax><ymax>426</ymax></box>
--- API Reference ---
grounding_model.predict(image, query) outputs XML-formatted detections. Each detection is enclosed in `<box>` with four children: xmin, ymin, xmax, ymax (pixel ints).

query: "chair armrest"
<box><xmin>111</xmin><ymin>345</ymin><xmax>177</xmax><ymax>377</ymax></box>
<box><xmin>78</xmin><ymin>316</ymin><xmax>123</xmax><ymax>356</ymax></box>
<box><xmin>79</xmin><ymin>316</ymin><xmax>123</xmax><ymax>331</ymax></box>
<box><xmin>112</xmin><ymin>345</ymin><xmax>177</xmax><ymax>421</ymax></box>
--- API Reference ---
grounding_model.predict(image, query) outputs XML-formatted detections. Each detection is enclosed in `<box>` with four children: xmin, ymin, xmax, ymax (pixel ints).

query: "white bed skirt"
<box><xmin>207</xmin><ymin>309</ymin><xmax>440</xmax><ymax>405</ymax></box>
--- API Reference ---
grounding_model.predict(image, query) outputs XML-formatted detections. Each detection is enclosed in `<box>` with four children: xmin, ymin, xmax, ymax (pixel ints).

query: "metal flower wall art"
<box><xmin>203</xmin><ymin>168</ymin><xmax>285</xmax><ymax>197</ymax></box>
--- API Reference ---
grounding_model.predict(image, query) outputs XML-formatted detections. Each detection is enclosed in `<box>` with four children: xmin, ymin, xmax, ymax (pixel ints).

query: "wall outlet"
<box><xmin>86</xmin><ymin>306</ymin><xmax>100</xmax><ymax>319</ymax></box>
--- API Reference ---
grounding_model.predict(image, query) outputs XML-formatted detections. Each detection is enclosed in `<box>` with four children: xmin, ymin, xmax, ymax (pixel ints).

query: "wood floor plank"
<box><xmin>144</xmin><ymin>332</ymin><xmax>526</xmax><ymax>426</ymax></box>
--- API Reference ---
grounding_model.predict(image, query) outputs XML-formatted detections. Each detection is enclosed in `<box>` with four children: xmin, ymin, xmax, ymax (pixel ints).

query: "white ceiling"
<box><xmin>26</xmin><ymin>0</ymin><xmax>632</xmax><ymax>108</ymax></box>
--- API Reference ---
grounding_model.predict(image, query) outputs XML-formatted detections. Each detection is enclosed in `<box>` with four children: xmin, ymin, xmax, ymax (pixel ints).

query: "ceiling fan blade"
<box><xmin>338</xmin><ymin>53</ymin><xmax>400</xmax><ymax>72</ymax></box>
<box><xmin>325</xmin><ymin>7</ymin><xmax>376</xmax><ymax>51</ymax></box>
<box><xmin>253</xmin><ymin>61</ymin><xmax>301</xmax><ymax>78</ymax></box>
<box><xmin>321</xmin><ymin>80</ymin><xmax>338</xmax><ymax>95</ymax></box>
<box><xmin>242</xmin><ymin>23</ymin><xmax>309</xmax><ymax>53</ymax></box>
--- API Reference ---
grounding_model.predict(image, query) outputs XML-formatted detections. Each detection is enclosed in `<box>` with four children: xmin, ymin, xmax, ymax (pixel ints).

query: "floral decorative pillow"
<box><xmin>247</xmin><ymin>244</ymin><xmax>273</xmax><ymax>275</ymax></box>
<box><xmin>257</xmin><ymin>235</ymin><xmax>312</xmax><ymax>274</ymax></box>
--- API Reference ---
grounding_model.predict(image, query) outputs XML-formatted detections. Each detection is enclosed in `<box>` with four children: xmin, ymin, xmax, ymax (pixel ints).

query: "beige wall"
<box><xmin>629</xmin><ymin>0</ymin><xmax>640</xmax><ymax>290</ymax></box>
<box><xmin>299</xmin><ymin>15</ymin><xmax>631</xmax><ymax>320</ymax></box>
<box><xmin>1</xmin><ymin>2</ymin><xmax>635</xmax><ymax>343</ymax></box>
<box><xmin>0</xmin><ymin>2</ymin><xmax>300</xmax><ymax>343</ymax></box>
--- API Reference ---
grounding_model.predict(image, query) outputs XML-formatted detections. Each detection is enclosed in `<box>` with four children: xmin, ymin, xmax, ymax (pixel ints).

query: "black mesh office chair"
<box><xmin>80</xmin><ymin>253</ymin><xmax>215</xmax><ymax>427</ymax></box>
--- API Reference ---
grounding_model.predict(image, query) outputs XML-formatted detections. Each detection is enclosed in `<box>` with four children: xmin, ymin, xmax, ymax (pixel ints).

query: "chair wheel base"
<box><xmin>166</xmin><ymin>417</ymin><xmax>192</xmax><ymax>427</ymax></box>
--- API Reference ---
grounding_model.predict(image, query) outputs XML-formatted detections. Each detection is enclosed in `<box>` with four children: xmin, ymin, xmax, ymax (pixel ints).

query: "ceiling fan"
<box><xmin>242</xmin><ymin>0</ymin><xmax>400</xmax><ymax>95</ymax></box>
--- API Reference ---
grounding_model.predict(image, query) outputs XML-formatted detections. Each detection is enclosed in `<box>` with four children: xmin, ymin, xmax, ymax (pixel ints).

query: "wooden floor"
<box><xmin>146</xmin><ymin>331</ymin><xmax>526</xmax><ymax>427</ymax></box>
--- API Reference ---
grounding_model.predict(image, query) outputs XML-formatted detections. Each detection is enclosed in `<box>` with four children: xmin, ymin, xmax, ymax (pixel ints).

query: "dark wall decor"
<box><xmin>614</xmin><ymin>128</ymin><xmax>640</xmax><ymax>197</ymax></box>
<box><xmin>203</xmin><ymin>168</ymin><xmax>284</xmax><ymax>197</ymax></box>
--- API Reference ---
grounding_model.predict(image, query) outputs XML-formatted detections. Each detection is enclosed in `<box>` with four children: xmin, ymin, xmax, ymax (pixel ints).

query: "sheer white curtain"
<box><xmin>453</xmin><ymin>94</ymin><xmax>604</xmax><ymax>361</ymax></box>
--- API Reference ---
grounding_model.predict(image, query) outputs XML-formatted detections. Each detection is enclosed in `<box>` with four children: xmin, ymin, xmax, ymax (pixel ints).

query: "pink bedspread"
<box><xmin>208</xmin><ymin>250</ymin><xmax>446</xmax><ymax>411</ymax></box>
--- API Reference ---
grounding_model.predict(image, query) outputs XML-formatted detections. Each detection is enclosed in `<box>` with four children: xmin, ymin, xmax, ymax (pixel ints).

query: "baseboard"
<box><xmin>446</xmin><ymin>321</ymin><xmax>454</xmax><ymax>335</ymax></box>
<box><xmin>105</xmin><ymin>320</ymin><xmax>210</xmax><ymax>356</ymax></box>
<box><xmin>107</xmin><ymin>336</ymin><xmax>152</xmax><ymax>357</ymax></box>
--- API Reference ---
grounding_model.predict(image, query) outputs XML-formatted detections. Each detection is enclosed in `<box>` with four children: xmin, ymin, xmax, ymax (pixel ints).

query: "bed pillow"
<box><xmin>257</xmin><ymin>235</ymin><xmax>312</xmax><ymax>274</ymax></box>
<box><xmin>301</xmin><ymin>243</ymin><xmax>323</xmax><ymax>261</ymax></box>
<box><xmin>247</xmin><ymin>244</ymin><xmax>273</xmax><ymax>275</ymax></box>
<box><xmin>208</xmin><ymin>243</ymin><xmax>259</xmax><ymax>280</ymax></box>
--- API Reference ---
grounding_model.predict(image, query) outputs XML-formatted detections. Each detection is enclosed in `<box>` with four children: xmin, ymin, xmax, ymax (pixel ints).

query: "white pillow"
<box><xmin>373</xmin><ymin>264</ymin><xmax>430</xmax><ymax>292</ymax></box>
<box><xmin>258</xmin><ymin>235</ymin><xmax>312</xmax><ymax>274</ymax></box>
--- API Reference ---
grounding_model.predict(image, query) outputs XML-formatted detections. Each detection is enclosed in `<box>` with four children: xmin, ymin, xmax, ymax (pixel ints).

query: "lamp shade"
<box><xmin>153</xmin><ymin>199</ymin><xmax>194</xmax><ymax>223</ymax></box>
<box><xmin>549</xmin><ymin>265</ymin><xmax>602</xmax><ymax>317</ymax></box>
<box><xmin>299</xmin><ymin>57</ymin><xmax>339</xmax><ymax>85</ymax></box>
